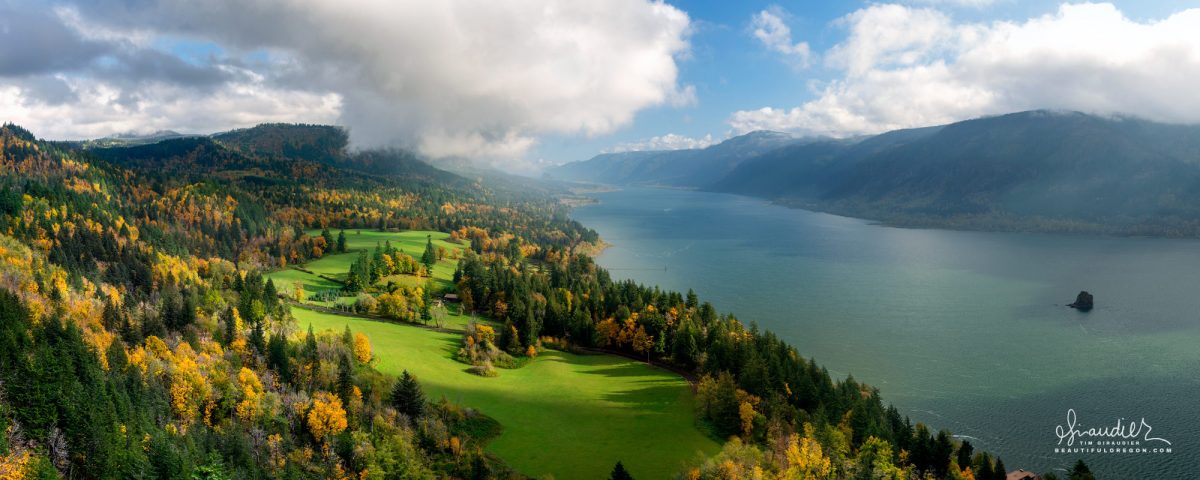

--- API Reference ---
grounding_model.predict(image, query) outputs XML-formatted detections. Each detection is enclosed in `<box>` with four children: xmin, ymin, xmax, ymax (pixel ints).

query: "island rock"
<box><xmin>1069</xmin><ymin>291</ymin><xmax>1094</xmax><ymax>311</ymax></box>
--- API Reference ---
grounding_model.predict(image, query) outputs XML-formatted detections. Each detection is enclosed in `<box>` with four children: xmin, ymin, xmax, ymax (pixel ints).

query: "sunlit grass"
<box><xmin>296</xmin><ymin>307</ymin><xmax>718</xmax><ymax>480</ymax></box>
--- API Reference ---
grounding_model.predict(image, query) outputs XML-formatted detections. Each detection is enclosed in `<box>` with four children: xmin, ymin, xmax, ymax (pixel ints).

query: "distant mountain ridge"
<box><xmin>553</xmin><ymin>111</ymin><xmax>1200</xmax><ymax>237</ymax></box>
<box><xmin>548</xmin><ymin>130</ymin><xmax>804</xmax><ymax>186</ymax></box>
<box><xmin>82</xmin><ymin>129</ymin><xmax>199</xmax><ymax>147</ymax></box>
<box><xmin>83</xmin><ymin>123</ymin><xmax>473</xmax><ymax>195</ymax></box>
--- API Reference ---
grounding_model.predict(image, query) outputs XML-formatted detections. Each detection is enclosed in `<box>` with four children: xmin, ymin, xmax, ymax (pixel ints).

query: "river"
<box><xmin>570</xmin><ymin>186</ymin><xmax>1197</xmax><ymax>478</ymax></box>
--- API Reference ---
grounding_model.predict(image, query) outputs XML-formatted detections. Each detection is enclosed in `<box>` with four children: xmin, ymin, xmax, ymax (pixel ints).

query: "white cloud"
<box><xmin>730</xmin><ymin>3</ymin><xmax>1200</xmax><ymax>136</ymax></box>
<box><xmin>2</xmin><ymin>0</ymin><xmax>693</xmax><ymax>164</ymax></box>
<box><xmin>0</xmin><ymin>75</ymin><xmax>342</xmax><ymax>140</ymax></box>
<box><xmin>606</xmin><ymin>133</ymin><xmax>716</xmax><ymax>152</ymax></box>
<box><xmin>751</xmin><ymin>8</ymin><xmax>811</xmax><ymax>65</ymax></box>
<box><xmin>912</xmin><ymin>0</ymin><xmax>996</xmax><ymax>8</ymax></box>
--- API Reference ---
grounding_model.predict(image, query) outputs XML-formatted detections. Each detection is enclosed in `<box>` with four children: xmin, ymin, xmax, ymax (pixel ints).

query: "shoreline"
<box><xmin>769</xmin><ymin>197</ymin><xmax>1200</xmax><ymax>241</ymax></box>
<box><xmin>579</xmin><ymin>183</ymin><xmax>1200</xmax><ymax>242</ymax></box>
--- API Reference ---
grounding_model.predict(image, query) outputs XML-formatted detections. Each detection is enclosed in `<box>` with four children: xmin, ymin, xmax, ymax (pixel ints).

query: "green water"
<box><xmin>571</xmin><ymin>187</ymin><xmax>1198</xmax><ymax>478</ymax></box>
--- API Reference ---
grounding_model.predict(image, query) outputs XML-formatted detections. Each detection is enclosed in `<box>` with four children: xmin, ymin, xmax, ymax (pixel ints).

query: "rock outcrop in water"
<box><xmin>1068</xmin><ymin>291</ymin><xmax>1094</xmax><ymax>311</ymax></box>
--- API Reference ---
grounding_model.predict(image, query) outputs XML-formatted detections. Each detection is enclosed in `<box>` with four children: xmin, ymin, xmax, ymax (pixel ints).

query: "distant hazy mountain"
<box><xmin>90</xmin><ymin>123</ymin><xmax>470</xmax><ymax>190</ymax></box>
<box><xmin>82</xmin><ymin>130</ymin><xmax>198</xmax><ymax>147</ymax></box>
<box><xmin>560</xmin><ymin>111</ymin><xmax>1200</xmax><ymax>236</ymax></box>
<box><xmin>547</xmin><ymin>130</ymin><xmax>802</xmax><ymax>186</ymax></box>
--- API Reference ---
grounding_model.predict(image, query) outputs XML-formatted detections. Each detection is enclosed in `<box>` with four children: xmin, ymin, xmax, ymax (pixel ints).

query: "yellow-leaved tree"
<box><xmin>784</xmin><ymin>424</ymin><xmax>833</xmax><ymax>480</ymax></box>
<box><xmin>739</xmin><ymin>401</ymin><xmax>757</xmax><ymax>437</ymax></box>
<box><xmin>307</xmin><ymin>391</ymin><xmax>348</xmax><ymax>445</ymax></box>
<box><xmin>235</xmin><ymin>367</ymin><xmax>263</xmax><ymax>422</ymax></box>
<box><xmin>352</xmin><ymin>333</ymin><xmax>372</xmax><ymax>364</ymax></box>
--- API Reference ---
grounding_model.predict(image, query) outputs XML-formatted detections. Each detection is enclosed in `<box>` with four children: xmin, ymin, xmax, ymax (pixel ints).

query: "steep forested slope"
<box><xmin>558</xmin><ymin>111</ymin><xmax>1200</xmax><ymax>237</ymax></box>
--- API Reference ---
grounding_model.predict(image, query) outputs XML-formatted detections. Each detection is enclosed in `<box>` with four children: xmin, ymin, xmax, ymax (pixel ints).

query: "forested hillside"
<box><xmin>0</xmin><ymin>122</ymin><xmax>591</xmax><ymax>479</ymax></box>
<box><xmin>556</xmin><ymin>111</ymin><xmax>1200</xmax><ymax>237</ymax></box>
<box><xmin>0</xmin><ymin>122</ymin><xmax>1085</xmax><ymax>479</ymax></box>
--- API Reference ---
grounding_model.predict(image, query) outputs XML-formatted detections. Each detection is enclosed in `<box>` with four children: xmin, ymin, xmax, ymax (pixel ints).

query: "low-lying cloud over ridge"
<box><xmin>730</xmin><ymin>3</ymin><xmax>1200</xmax><ymax>136</ymax></box>
<box><xmin>1</xmin><ymin>0</ymin><xmax>693</xmax><ymax>161</ymax></box>
<box><xmin>605</xmin><ymin>133</ymin><xmax>717</xmax><ymax>153</ymax></box>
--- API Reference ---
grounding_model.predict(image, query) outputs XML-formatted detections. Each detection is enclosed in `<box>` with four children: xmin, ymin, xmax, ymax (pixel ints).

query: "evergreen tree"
<box><xmin>609</xmin><ymin>461</ymin><xmax>634</xmax><ymax>480</ymax></box>
<box><xmin>267</xmin><ymin>332</ymin><xmax>290</xmax><ymax>383</ymax></box>
<box><xmin>142</xmin><ymin>309</ymin><xmax>166</xmax><ymax>339</ymax></box>
<box><xmin>671</xmin><ymin>328</ymin><xmax>698</xmax><ymax>368</ymax></box>
<box><xmin>470</xmin><ymin>451</ymin><xmax>493</xmax><ymax>480</ymax></box>
<box><xmin>421</xmin><ymin>235</ymin><xmax>437</xmax><ymax>271</ymax></box>
<box><xmin>302</xmin><ymin>325</ymin><xmax>319</xmax><ymax>361</ymax></box>
<box><xmin>222</xmin><ymin>306</ymin><xmax>237</xmax><ymax>346</ymax></box>
<box><xmin>250</xmin><ymin>317</ymin><xmax>266</xmax><ymax>354</ymax></box>
<box><xmin>499</xmin><ymin>321</ymin><xmax>520</xmax><ymax>355</ymax></box>
<box><xmin>101</xmin><ymin>300</ymin><xmax>120</xmax><ymax>330</ymax></box>
<box><xmin>1069</xmin><ymin>459</ymin><xmax>1094</xmax><ymax>480</ymax></box>
<box><xmin>519</xmin><ymin>305</ymin><xmax>540</xmax><ymax>347</ymax></box>
<box><xmin>337</xmin><ymin>354</ymin><xmax>355</xmax><ymax>404</ymax></box>
<box><xmin>372</xmin><ymin>242</ymin><xmax>386</xmax><ymax>282</ymax></box>
<box><xmin>180</xmin><ymin>288</ymin><xmax>197</xmax><ymax>328</ymax></box>
<box><xmin>263</xmin><ymin>279</ymin><xmax>278</xmax><ymax>311</ymax></box>
<box><xmin>710</xmin><ymin>372</ymin><xmax>741</xmax><ymax>437</ymax></box>
<box><xmin>993</xmin><ymin>458</ymin><xmax>1007</xmax><ymax>480</ymax></box>
<box><xmin>933</xmin><ymin>430</ymin><xmax>954</xmax><ymax>478</ymax></box>
<box><xmin>337</xmin><ymin>229</ymin><xmax>348</xmax><ymax>252</ymax></box>
<box><xmin>346</xmin><ymin>251</ymin><xmax>370</xmax><ymax>292</ymax></box>
<box><xmin>420</xmin><ymin>280</ymin><xmax>433</xmax><ymax>323</ymax></box>
<box><xmin>956</xmin><ymin>440</ymin><xmax>974</xmax><ymax>472</ymax></box>
<box><xmin>321</xmin><ymin>227</ymin><xmax>335</xmax><ymax>252</ymax></box>
<box><xmin>161</xmin><ymin>287</ymin><xmax>181</xmax><ymax>330</ymax></box>
<box><xmin>391</xmin><ymin>370</ymin><xmax>426</xmax><ymax>419</ymax></box>
<box><xmin>974</xmin><ymin>453</ymin><xmax>994</xmax><ymax>480</ymax></box>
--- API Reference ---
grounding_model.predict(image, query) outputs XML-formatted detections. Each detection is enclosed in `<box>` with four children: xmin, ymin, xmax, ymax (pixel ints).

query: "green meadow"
<box><xmin>304</xmin><ymin>228</ymin><xmax>463</xmax><ymax>287</ymax></box>
<box><xmin>296</xmin><ymin>307</ymin><xmax>719</xmax><ymax>480</ymax></box>
<box><xmin>268</xmin><ymin>229</ymin><xmax>463</xmax><ymax>304</ymax></box>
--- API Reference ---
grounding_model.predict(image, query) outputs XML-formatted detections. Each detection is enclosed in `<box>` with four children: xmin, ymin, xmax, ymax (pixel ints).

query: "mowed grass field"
<box><xmin>304</xmin><ymin>229</ymin><xmax>463</xmax><ymax>287</ymax></box>
<box><xmin>297</xmin><ymin>307</ymin><xmax>719</xmax><ymax>480</ymax></box>
<box><xmin>267</xmin><ymin>229</ymin><xmax>464</xmax><ymax>304</ymax></box>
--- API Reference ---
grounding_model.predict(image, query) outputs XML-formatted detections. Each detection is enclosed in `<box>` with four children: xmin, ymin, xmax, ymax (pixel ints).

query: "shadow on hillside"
<box><xmin>599</xmin><ymin>384</ymin><xmax>682</xmax><ymax>412</ymax></box>
<box><xmin>583</xmin><ymin>361</ymin><xmax>665</xmax><ymax>379</ymax></box>
<box><xmin>434</xmin><ymin>333</ymin><xmax>461</xmax><ymax>358</ymax></box>
<box><xmin>574</xmin><ymin>362</ymin><xmax>685</xmax><ymax>411</ymax></box>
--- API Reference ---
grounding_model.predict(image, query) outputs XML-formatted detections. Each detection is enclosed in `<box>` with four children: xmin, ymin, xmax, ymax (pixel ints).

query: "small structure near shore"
<box><xmin>1068</xmin><ymin>291</ymin><xmax>1093</xmax><ymax>311</ymax></box>
<box><xmin>1006</xmin><ymin>469</ymin><xmax>1041</xmax><ymax>480</ymax></box>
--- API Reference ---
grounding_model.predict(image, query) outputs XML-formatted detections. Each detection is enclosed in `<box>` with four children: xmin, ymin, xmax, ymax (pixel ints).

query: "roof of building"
<box><xmin>1006</xmin><ymin>469</ymin><xmax>1040</xmax><ymax>480</ymax></box>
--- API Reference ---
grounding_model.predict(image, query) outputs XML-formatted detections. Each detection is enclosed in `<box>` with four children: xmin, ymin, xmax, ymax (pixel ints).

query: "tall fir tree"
<box><xmin>421</xmin><ymin>235</ymin><xmax>437</xmax><ymax>272</ymax></box>
<box><xmin>321</xmin><ymin>227</ymin><xmax>335</xmax><ymax>252</ymax></box>
<box><xmin>609</xmin><ymin>461</ymin><xmax>634</xmax><ymax>480</ymax></box>
<box><xmin>1069</xmin><ymin>459</ymin><xmax>1095</xmax><ymax>480</ymax></box>
<box><xmin>391</xmin><ymin>370</ymin><xmax>426</xmax><ymax>419</ymax></box>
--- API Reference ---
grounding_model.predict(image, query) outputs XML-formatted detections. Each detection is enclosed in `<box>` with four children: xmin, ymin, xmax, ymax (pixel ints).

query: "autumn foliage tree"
<box><xmin>352</xmin><ymin>332</ymin><xmax>372</xmax><ymax>364</ymax></box>
<box><xmin>307</xmin><ymin>391</ymin><xmax>349</xmax><ymax>445</ymax></box>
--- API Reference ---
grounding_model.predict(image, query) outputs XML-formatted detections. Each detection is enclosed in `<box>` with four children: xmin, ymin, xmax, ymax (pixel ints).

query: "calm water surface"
<box><xmin>571</xmin><ymin>187</ymin><xmax>1199</xmax><ymax>478</ymax></box>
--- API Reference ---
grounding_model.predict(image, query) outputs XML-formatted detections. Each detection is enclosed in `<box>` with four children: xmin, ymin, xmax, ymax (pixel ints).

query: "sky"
<box><xmin>1</xmin><ymin>0</ymin><xmax>1198</xmax><ymax>173</ymax></box>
